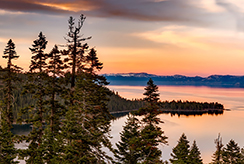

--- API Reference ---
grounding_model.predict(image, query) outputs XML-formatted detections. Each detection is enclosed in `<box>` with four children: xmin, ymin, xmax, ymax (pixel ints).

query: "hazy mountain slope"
<box><xmin>104</xmin><ymin>73</ymin><xmax>244</xmax><ymax>88</ymax></box>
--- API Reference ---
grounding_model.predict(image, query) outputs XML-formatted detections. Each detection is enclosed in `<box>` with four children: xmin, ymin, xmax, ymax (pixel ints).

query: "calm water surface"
<box><xmin>15</xmin><ymin>85</ymin><xmax>244</xmax><ymax>164</ymax></box>
<box><xmin>108</xmin><ymin>85</ymin><xmax>244</xmax><ymax>164</ymax></box>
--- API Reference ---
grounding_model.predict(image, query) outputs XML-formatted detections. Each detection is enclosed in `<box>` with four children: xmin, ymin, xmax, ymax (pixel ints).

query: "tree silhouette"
<box><xmin>42</xmin><ymin>45</ymin><xmax>67</xmax><ymax>163</ymax></box>
<box><xmin>19</xmin><ymin>32</ymin><xmax>49</xmax><ymax>163</ymax></box>
<box><xmin>61</xmin><ymin>16</ymin><xmax>113</xmax><ymax>163</ymax></box>
<box><xmin>211</xmin><ymin>134</ymin><xmax>223</xmax><ymax>164</ymax></box>
<box><xmin>170</xmin><ymin>133</ymin><xmax>190</xmax><ymax>164</ymax></box>
<box><xmin>115</xmin><ymin>114</ymin><xmax>142</xmax><ymax>164</ymax></box>
<box><xmin>62</xmin><ymin>14</ymin><xmax>91</xmax><ymax>89</ymax></box>
<box><xmin>188</xmin><ymin>140</ymin><xmax>203</xmax><ymax>164</ymax></box>
<box><xmin>2</xmin><ymin>39</ymin><xmax>22</xmax><ymax>125</ymax></box>
<box><xmin>135</xmin><ymin>78</ymin><xmax>167</xmax><ymax>163</ymax></box>
<box><xmin>222</xmin><ymin>139</ymin><xmax>243</xmax><ymax>163</ymax></box>
<box><xmin>0</xmin><ymin>39</ymin><xmax>21</xmax><ymax>163</ymax></box>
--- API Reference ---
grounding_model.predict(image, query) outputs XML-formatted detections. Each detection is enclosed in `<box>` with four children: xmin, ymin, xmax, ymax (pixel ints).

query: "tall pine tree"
<box><xmin>188</xmin><ymin>140</ymin><xmax>203</xmax><ymax>164</ymax></box>
<box><xmin>222</xmin><ymin>139</ymin><xmax>243</xmax><ymax>164</ymax></box>
<box><xmin>115</xmin><ymin>114</ymin><xmax>142</xmax><ymax>164</ymax></box>
<box><xmin>0</xmin><ymin>39</ymin><xmax>21</xmax><ymax>163</ymax></box>
<box><xmin>170</xmin><ymin>133</ymin><xmax>190</xmax><ymax>164</ymax></box>
<box><xmin>19</xmin><ymin>32</ymin><xmax>49</xmax><ymax>164</ymax></box>
<box><xmin>62</xmin><ymin>14</ymin><xmax>91</xmax><ymax>91</ymax></box>
<box><xmin>2</xmin><ymin>39</ymin><xmax>22</xmax><ymax>125</ymax></box>
<box><xmin>42</xmin><ymin>45</ymin><xmax>67</xmax><ymax>163</ymax></box>
<box><xmin>61</xmin><ymin>15</ymin><xmax>113</xmax><ymax>163</ymax></box>
<box><xmin>135</xmin><ymin>78</ymin><xmax>167</xmax><ymax>163</ymax></box>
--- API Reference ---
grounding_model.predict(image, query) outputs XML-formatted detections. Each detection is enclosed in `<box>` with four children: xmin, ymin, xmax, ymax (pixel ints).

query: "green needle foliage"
<box><xmin>42</xmin><ymin>45</ymin><xmax>67</xmax><ymax>163</ymax></box>
<box><xmin>62</xmin><ymin>14</ymin><xmax>91</xmax><ymax>90</ymax></box>
<box><xmin>170</xmin><ymin>134</ymin><xmax>203</xmax><ymax>164</ymax></box>
<box><xmin>222</xmin><ymin>139</ymin><xmax>243</xmax><ymax>164</ymax></box>
<box><xmin>115</xmin><ymin>114</ymin><xmax>142</xmax><ymax>164</ymax></box>
<box><xmin>60</xmin><ymin>15</ymin><xmax>113</xmax><ymax>163</ymax></box>
<box><xmin>188</xmin><ymin>140</ymin><xmax>203</xmax><ymax>164</ymax></box>
<box><xmin>134</xmin><ymin>78</ymin><xmax>167</xmax><ymax>164</ymax></box>
<box><xmin>19</xmin><ymin>32</ymin><xmax>49</xmax><ymax>164</ymax></box>
<box><xmin>0</xmin><ymin>107</ymin><xmax>18</xmax><ymax>164</ymax></box>
<box><xmin>170</xmin><ymin>133</ymin><xmax>190</xmax><ymax>164</ymax></box>
<box><xmin>0</xmin><ymin>39</ymin><xmax>21</xmax><ymax>163</ymax></box>
<box><xmin>2</xmin><ymin>39</ymin><xmax>22</xmax><ymax>125</ymax></box>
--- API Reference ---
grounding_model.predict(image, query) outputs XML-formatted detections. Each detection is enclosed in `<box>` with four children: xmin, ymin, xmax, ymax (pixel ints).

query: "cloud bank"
<box><xmin>0</xmin><ymin>0</ymin><xmax>212</xmax><ymax>24</ymax></box>
<box><xmin>215</xmin><ymin>0</ymin><xmax>244</xmax><ymax>31</ymax></box>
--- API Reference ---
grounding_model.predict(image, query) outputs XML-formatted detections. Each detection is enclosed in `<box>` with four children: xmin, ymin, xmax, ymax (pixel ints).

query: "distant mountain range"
<box><xmin>103</xmin><ymin>73</ymin><xmax>244</xmax><ymax>88</ymax></box>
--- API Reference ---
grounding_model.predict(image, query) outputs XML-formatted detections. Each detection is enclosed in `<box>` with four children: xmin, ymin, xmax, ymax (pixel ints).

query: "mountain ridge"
<box><xmin>103</xmin><ymin>73</ymin><xmax>244</xmax><ymax>88</ymax></box>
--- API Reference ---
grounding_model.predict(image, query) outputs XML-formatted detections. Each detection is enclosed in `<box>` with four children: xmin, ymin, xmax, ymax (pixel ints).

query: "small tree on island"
<box><xmin>134</xmin><ymin>78</ymin><xmax>167</xmax><ymax>163</ymax></box>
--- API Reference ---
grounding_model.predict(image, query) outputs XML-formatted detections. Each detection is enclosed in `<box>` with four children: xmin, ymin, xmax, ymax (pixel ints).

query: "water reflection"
<box><xmin>166</xmin><ymin>110</ymin><xmax>224</xmax><ymax>117</ymax></box>
<box><xmin>108</xmin><ymin>85</ymin><xmax>244</xmax><ymax>163</ymax></box>
<box><xmin>12</xmin><ymin>124</ymin><xmax>32</xmax><ymax>135</ymax></box>
<box><xmin>112</xmin><ymin>110</ymin><xmax>224</xmax><ymax>118</ymax></box>
<box><xmin>12</xmin><ymin>86</ymin><xmax>244</xmax><ymax>164</ymax></box>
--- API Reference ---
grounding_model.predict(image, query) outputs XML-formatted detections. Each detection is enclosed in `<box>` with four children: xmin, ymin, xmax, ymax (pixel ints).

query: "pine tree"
<box><xmin>115</xmin><ymin>114</ymin><xmax>142</xmax><ymax>164</ymax></box>
<box><xmin>0</xmin><ymin>39</ymin><xmax>21</xmax><ymax>163</ymax></box>
<box><xmin>19</xmin><ymin>32</ymin><xmax>48</xmax><ymax>164</ymax></box>
<box><xmin>211</xmin><ymin>134</ymin><xmax>223</xmax><ymax>164</ymax></box>
<box><xmin>188</xmin><ymin>140</ymin><xmax>203</xmax><ymax>164</ymax></box>
<box><xmin>222</xmin><ymin>139</ymin><xmax>243</xmax><ymax>164</ymax></box>
<box><xmin>61</xmin><ymin>16</ymin><xmax>113</xmax><ymax>163</ymax></box>
<box><xmin>170</xmin><ymin>133</ymin><xmax>190</xmax><ymax>164</ymax></box>
<box><xmin>0</xmin><ymin>106</ymin><xmax>18</xmax><ymax>163</ymax></box>
<box><xmin>61</xmin><ymin>53</ymin><xmax>113</xmax><ymax>163</ymax></box>
<box><xmin>135</xmin><ymin>78</ymin><xmax>167</xmax><ymax>163</ymax></box>
<box><xmin>62</xmin><ymin>14</ymin><xmax>91</xmax><ymax>90</ymax></box>
<box><xmin>42</xmin><ymin>45</ymin><xmax>66</xmax><ymax>163</ymax></box>
<box><xmin>2</xmin><ymin>39</ymin><xmax>22</xmax><ymax>125</ymax></box>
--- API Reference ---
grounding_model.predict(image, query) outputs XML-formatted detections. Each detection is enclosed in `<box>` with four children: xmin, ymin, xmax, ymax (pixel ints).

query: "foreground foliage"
<box><xmin>170</xmin><ymin>134</ymin><xmax>203</xmax><ymax>164</ymax></box>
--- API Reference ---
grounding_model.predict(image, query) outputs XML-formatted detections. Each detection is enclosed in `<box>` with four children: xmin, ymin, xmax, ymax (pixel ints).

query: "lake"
<box><xmin>15</xmin><ymin>85</ymin><xmax>244</xmax><ymax>164</ymax></box>
<box><xmin>108</xmin><ymin>85</ymin><xmax>244</xmax><ymax>164</ymax></box>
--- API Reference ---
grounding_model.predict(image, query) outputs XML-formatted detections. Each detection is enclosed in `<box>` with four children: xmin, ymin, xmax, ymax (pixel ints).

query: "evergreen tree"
<box><xmin>62</xmin><ymin>14</ymin><xmax>91</xmax><ymax>90</ymax></box>
<box><xmin>115</xmin><ymin>114</ymin><xmax>142</xmax><ymax>164</ymax></box>
<box><xmin>170</xmin><ymin>133</ymin><xmax>190</xmax><ymax>164</ymax></box>
<box><xmin>42</xmin><ymin>45</ymin><xmax>66</xmax><ymax>163</ymax></box>
<box><xmin>0</xmin><ymin>106</ymin><xmax>18</xmax><ymax>163</ymax></box>
<box><xmin>19</xmin><ymin>32</ymin><xmax>49</xmax><ymax>163</ymax></box>
<box><xmin>61</xmin><ymin>50</ymin><xmax>113</xmax><ymax>163</ymax></box>
<box><xmin>61</xmin><ymin>16</ymin><xmax>113</xmax><ymax>163</ymax></box>
<box><xmin>188</xmin><ymin>140</ymin><xmax>203</xmax><ymax>164</ymax></box>
<box><xmin>2</xmin><ymin>39</ymin><xmax>22</xmax><ymax>125</ymax></box>
<box><xmin>135</xmin><ymin>78</ymin><xmax>167</xmax><ymax>163</ymax></box>
<box><xmin>0</xmin><ymin>39</ymin><xmax>21</xmax><ymax>163</ymax></box>
<box><xmin>211</xmin><ymin>134</ymin><xmax>223</xmax><ymax>164</ymax></box>
<box><xmin>222</xmin><ymin>139</ymin><xmax>243</xmax><ymax>164</ymax></box>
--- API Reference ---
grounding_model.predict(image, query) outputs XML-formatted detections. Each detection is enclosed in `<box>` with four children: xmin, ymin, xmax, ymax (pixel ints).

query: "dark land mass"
<box><xmin>113</xmin><ymin>100</ymin><xmax>225</xmax><ymax>118</ymax></box>
<box><xmin>104</xmin><ymin>73</ymin><xmax>244</xmax><ymax>88</ymax></box>
<box><xmin>3</xmin><ymin>73</ymin><xmax>226</xmax><ymax>120</ymax></box>
<box><xmin>159</xmin><ymin>100</ymin><xmax>224</xmax><ymax>116</ymax></box>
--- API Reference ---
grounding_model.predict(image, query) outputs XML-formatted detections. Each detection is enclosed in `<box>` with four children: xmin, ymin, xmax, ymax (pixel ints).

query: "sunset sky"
<box><xmin>0</xmin><ymin>0</ymin><xmax>244</xmax><ymax>76</ymax></box>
